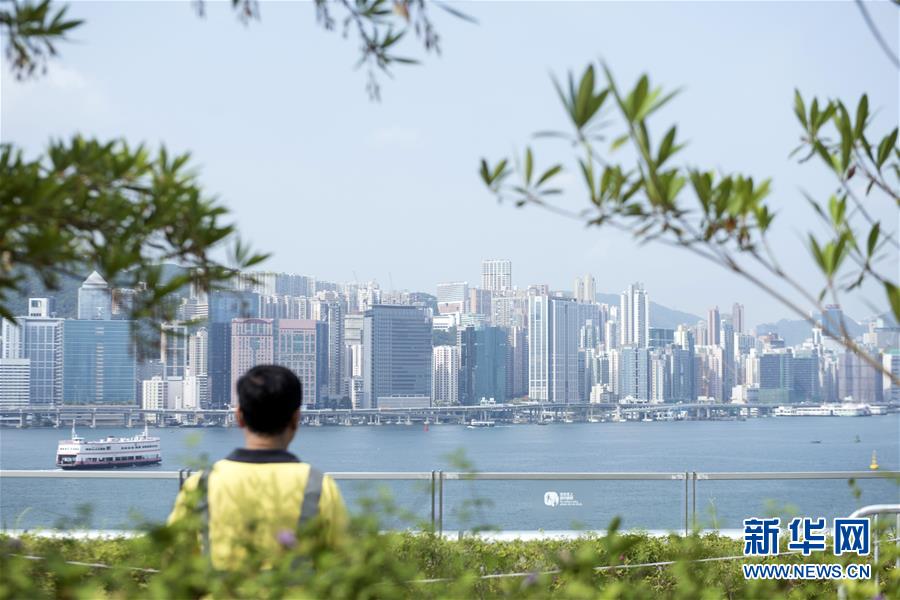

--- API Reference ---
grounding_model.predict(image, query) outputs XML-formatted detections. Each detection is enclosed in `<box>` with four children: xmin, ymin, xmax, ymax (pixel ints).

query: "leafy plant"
<box><xmin>479</xmin><ymin>63</ymin><xmax>899</xmax><ymax>381</ymax></box>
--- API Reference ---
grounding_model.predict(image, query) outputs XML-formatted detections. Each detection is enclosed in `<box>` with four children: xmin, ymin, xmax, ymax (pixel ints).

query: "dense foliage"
<box><xmin>1</xmin><ymin>519</ymin><xmax>897</xmax><ymax>598</ymax></box>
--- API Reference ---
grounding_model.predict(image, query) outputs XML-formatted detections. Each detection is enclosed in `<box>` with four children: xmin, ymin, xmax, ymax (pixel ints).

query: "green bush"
<box><xmin>2</xmin><ymin>518</ymin><xmax>896</xmax><ymax>599</ymax></box>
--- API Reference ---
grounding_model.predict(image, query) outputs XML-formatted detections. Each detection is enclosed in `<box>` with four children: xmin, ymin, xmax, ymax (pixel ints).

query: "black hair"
<box><xmin>236</xmin><ymin>365</ymin><xmax>302</xmax><ymax>435</ymax></box>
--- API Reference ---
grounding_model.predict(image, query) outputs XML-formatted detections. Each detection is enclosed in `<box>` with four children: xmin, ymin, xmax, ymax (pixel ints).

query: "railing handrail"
<box><xmin>848</xmin><ymin>503</ymin><xmax>900</xmax><ymax>518</ymax></box>
<box><xmin>1</xmin><ymin>469</ymin><xmax>897</xmax><ymax>480</ymax></box>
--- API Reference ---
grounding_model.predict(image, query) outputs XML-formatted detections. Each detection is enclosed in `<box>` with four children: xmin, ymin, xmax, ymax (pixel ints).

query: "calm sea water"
<box><xmin>1</xmin><ymin>416</ymin><xmax>897</xmax><ymax>532</ymax></box>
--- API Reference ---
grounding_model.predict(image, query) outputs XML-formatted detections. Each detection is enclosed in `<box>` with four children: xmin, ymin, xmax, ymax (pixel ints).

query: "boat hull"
<box><xmin>57</xmin><ymin>457</ymin><xmax>162</xmax><ymax>470</ymax></box>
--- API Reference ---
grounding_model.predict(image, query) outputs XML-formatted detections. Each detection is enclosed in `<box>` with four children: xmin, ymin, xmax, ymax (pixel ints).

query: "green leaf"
<box><xmin>854</xmin><ymin>94</ymin><xmax>868</xmax><ymax>139</ymax></box>
<box><xmin>794</xmin><ymin>89</ymin><xmax>807</xmax><ymax>128</ymax></box>
<box><xmin>536</xmin><ymin>164</ymin><xmax>562</xmax><ymax>186</ymax></box>
<box><xmin>524</xmin><ymin>147</ymin><xmax>533</xmax><ymax>185</ymax></box>
<box><xmin>866</xmin><ymin>223</ymin><xmax>880</xmax><ymax>257</ymax></box>
<box><xmin>876</xmin><ymin>128</ymin><xmax>898</xmax><ymax>169</ymax></box>
<box><xmin>610</xmin><ymin>134</ymin><xmax>629</xmax><ymax>152</ymax></box>
<box><xmin>887</xmin><ymin>282</ymin><xmax>900</xmax><ymax>323</ymax></box>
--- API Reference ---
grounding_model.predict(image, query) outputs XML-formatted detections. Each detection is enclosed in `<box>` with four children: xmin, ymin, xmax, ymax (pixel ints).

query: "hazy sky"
<box><xmin>2</xmin><ymin>1</ymin><xmax>897</xmax><ymax>327</ymax></box>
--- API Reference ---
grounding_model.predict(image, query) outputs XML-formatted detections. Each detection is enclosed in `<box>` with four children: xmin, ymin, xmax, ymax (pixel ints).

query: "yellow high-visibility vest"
<box><xmin>168</xmin><ymin>448</ymin><xmax>348</xmax><ymax>570</ymax></box>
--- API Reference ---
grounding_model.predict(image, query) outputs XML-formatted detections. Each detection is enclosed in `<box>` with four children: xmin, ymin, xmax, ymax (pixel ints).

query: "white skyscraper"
<box><xmin>618</xmin><ymin>283</ymin><xmax>649</xmax><ymax>348</ymax></box>
<box><xmin>432</xmin><ymin>345</ymin><xmax>459</xmax><ymax>406</ymax></box>
<box><xmin>574</xmin><ymin>274</ymin><xmax>596</xmax><ymax>303</ymax></box>
<box><xmin>481</xmin><ymin>259</ymin><xmax>512</xmax><ymax>293</ymax></box>
<box><xmin>1</xmin><ymin>318</ymin><xmax>21</xmax><ymax>359</ymax></box>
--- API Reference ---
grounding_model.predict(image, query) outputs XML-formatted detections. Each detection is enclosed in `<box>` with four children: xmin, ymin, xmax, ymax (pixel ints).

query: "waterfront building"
<box><xmin>432</xmin><ymin>345</ymin><xmax>459</xmax><ymax>405</ymax></box>
<box><xmin>22</xmin><ymin>316</ymin><xmax>63</xmax><ymax>405</ymax></box>
<box><xmin>759</xmin><ymin>351</ymin><xmax>793</xmax><ymax>404</ymax></box>
<box><xmin>208</xmin><ymin>290</ymin><xmax>259</xmax><ymax>408</ymax></box>
<box><xmin>229</xmin><ymin>318</ymin><xmax>274</xmax><ymax>406</ymax></box>
<box><xmin>506</xmin><ymin>325</ymin><xmax>528</xmax><ymax>399</ymax></box>
<box><xmin>362</xmin><ymin>305</ymin><xmax>432</xmax><ymax>409</ymax></box>
<box><xmin>161</xmin><ymin>324</ymin><xmax>188</xmax><ymax>378</ymax></box>
<box><xmin>618</xmin><ymin>346</ymin><xmax>651</xmax><ymax>402</ymax></box>
<box><xmin>838</xmin><ymin>350</ymin><xmax>884</xmax><ymax>404</ymax></box>
<box><xmin>141</xmin><ymin>376</ymin><xmax>167</xmax><ymax>412</ymax></box>
<box><xmin>0</xmin><ymin>317</ymin><xmax>21</xmax><ymax>358</ymax></box>
<box><xmin>275</xmin><ymin>319</ymin><xmax>327</xmax><ymax>407</ymax></box>
<box><xmin>77</xmin><ymin>271</ymin><xmax>112</xmax><ymax>320</ymax></box>
<box><xmin>528</xmin><ymin>296</ymin><xmax>580</xmax><ymax>403</ymax></box>
<box><xmin>0</xmin><ymin>358</ymin><xmax>30</xmax><ymax>408</ymax></box>
<box><xmin>62</xmin><ymin>320</ymin><xmax>135</xmax><ymax>405</ymax></box>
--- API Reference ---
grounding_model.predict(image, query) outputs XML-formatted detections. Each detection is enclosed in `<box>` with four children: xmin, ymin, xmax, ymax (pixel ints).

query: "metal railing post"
<box><xmin>691</xmin><ymin>472</ymin><xmax>697</xmax><ymax>531</ymax></box>
<box><xmin>684</xmin><ymin>472</ymin><xmax>688</xmax><ymax>536</ymax></box>
<box><xmin>438</xmin><ymin>470</ymin><xmax>444</xmax><ymax>537</ymax></box>
<box><xmin>431</xmin><ymin>471</ymin><xmax>435</xmax><ymax>533</ymax></box>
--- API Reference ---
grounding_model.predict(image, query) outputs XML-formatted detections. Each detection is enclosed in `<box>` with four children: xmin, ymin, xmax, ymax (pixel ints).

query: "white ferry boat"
<box><xmin>467</xmin><ymin>419</ymin><xmax>496</xmax><ymax>428</ymax></box>
<box><xmin>55</xmin><ymin>424</ymin><xmax>162</xmax><ymax>469</ymax></box>
<box><xmin>773</xmin><ymin>403</ymin><xmax>871</xmax><ymax>417</ymax></box>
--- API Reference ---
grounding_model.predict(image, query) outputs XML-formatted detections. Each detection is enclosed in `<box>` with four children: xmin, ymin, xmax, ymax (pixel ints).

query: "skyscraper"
<box><xmin>528</xmin><ymin>296</ymin><xmax>580</xmax><ymax>403</ymax></box>
<box><xmin>161</xmin><ymin>324</ymin><xmax>188</xmax><ymax>378</ymax></box>
<box><xmin>275</xmin><ymin>319</ymin><xmax>327</xmax><ymax>407</ymax></box>
<box><xmin>22</xmin><ymin>316</ymin><xmax>63</xmax><ymax>405</ymax></box>
<box><xmin>707</xmin><ymin>306</ymin><xmax>721</xmax><ymax>347</ymax></box>
<box><xmin>62</xmin><ymin>320</ymin><xmax>135</xmax><ymax>405</ymax></box>
<box><xmin>208</xmin><ymin>290</ymin><xmax>259</xmax><ymax>408</ymax></box>
<box><xmin>573</xmin><ymin>274</ymin><xmax>596</xmax><ymax>303</ymax></box>
<box><xmin>432</xmin><ymin>345</ymin><xmax>459</xmax><ymax>405</ymax></box>
<box><xmin>481</xmin><ymin>259</ymin><xmax>512</xmax><ymax>293</ymax></box>
<box><xmin>618</xmin><ymin>283</ymin><xmax>649</xmax><ymax>348</ymax></box>
<box><xmin>229</xmin><ymin>318</ymin><xmax>274</xmax><ymax>406</ymax></box>
<box><xmin>362</xmin><ymin>305</ymin><xmax>432</xmax><ymax>409</ymax></box>
<box><xmin>732</xmin><ymin>303</ymin><xmax>745</xmax><ymax>334</ymax></box>
<box><xmin>77</xmin><ymin>271</ymin><xmax>112</xmax><ymax>320</ymax></box>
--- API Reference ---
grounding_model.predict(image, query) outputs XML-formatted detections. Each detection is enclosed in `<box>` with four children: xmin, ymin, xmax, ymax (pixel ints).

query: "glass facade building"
<box><xmin>362</xmin><ymin>305</ymin><xmax>432</xmax><ymax>409</ymax></box>
<box><xmin>62</xmin><ymin>320</ymin><xmax>135</xmax><ymax>405</ymax></box>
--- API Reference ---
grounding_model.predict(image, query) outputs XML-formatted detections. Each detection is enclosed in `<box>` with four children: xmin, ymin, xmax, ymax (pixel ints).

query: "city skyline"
<box><xmin>3</xmin><ymin>2</ymin><xmax>896</xmax><ymax>325</ymax></box>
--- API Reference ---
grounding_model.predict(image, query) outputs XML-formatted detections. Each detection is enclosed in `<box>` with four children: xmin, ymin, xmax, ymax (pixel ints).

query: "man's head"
<box><xmin>236</xmin><ymin>365</ymin><xmax>302</xmax><ymax>437</ymax></box>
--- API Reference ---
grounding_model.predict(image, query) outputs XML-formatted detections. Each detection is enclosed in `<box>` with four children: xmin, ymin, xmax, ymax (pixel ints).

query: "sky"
<box><xmin>2</xmin><ymin>0</ymin><xmax>898</xmax><ymax>328</ymax></box>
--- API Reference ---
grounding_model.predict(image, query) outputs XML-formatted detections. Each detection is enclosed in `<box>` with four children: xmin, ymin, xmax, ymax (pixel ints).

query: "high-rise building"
<box><xmin>469</xmin><ymin>288</ymin><xmax>492</xmax><ymax>317</ymax></box>
<box><xmin>618</xmin><ymin>283</ymin><xmax>649</xmax><ymax>348</ymax></box>
<box><xmin>528</xmin><ymin>296</ymin><xmax>580</xmax><ymax>403</ymax></box>
<box><xmin>821</xmin><ymin>305</ymin><xmax>845</xmax><ymax>339</ymax></box>
<box><xmin>791</xmin><ymin>349</ymin><xmax>820</xmax><ymax>402</ymax></box>
<box><xmin>77</xmin><ymin>271</ymin><xmax>112</xmax><ymax>320</ymax></box>
<box><xmin>573</xmin><ymin>274</ymin><xmax>596</xmax><ymax>303</ymax></box>
<box><xmin>0</xmin><ymin>358</ymin><xmax>30</xmax><ymax>408</ymax></box>
<box><xmin>432</xmin><ymin>345</ymin><xmax>459</xmax><ymax>406</ymax></box>
<box><xmin>732</xmin><ymin>303</ymin><xmax>745</xmax><ymax>334</ymax></box>
<box><xmin>316</xmin><ymin>299</ymin><xmax>345</xmax><ymax>400</ymax></box>
<box><xmin>707</xmin><ymin>306</ymin><xmax>721</xmax><ymax>347</ymax></box>
<box><xmin>436</xmin><ymin>282</ymin><xmax>468</xmax><ymax>314</ymax></box>
<box><xmin>0</xmin><ymin>358</ymin><xmax>31</xmax><ymax>410</ymax></box>
<box><xmin>362</xmin><ymin>305</ymin><xmax>432</xmax><ymax>409</ymax></box>
<box><xmin>62</xmin><ymin>320</ymin><xmax>135</xmax><ymax>405</ymax></box>
<box><xmin>21</xmin><ymin>316</ymin><xmax>63</xmax><ymax>405</ymax></box>
<box><xmin>883</xmin><ymin>350</ymin><xmax>900</xmax><ymax>403</ymax></box>
<box><xmin>649</xmin><ymin>327</ymin><xmax>675</xmax><ymax>349</ymax></box>
<box><xmin>481</xmin><ymin>259</ymin><xmax>512</xmax><ymax>293</ymax></box>
<box><xmin>838</xmin><ymin>350</ymin><xmax>884</xmax><ymax>404</ymax></box>
<box><xmin>1</xmin><ymin>317</ymin><xmax>21</xmax><ymax>358</ymax></box>
<box><xmin>759</xmin><ymin>351</ymin><xmax>793</xmax><ymax>404</ymax></box>
<box><xmin>275</xmin><ymin>319</ymin><xmax>327</xmax><ymax>407</ymax></box>
<box><xmin>188</xmin><ymin>328</ymin><xmax>208</xmax><ymax>376</ymax></box>
<box><xmin>161</xmin><ymin>324</ymin><xmax>188</xmax><ymax>378</ymax></box>
<box><xmin>459</xmin><ymin>326</ymin><xmax>508</xmax><ymax>404</ymax></box>
<box><xmin>229</xmin><ymin>318</ymin><xmax>274</xmax><ymax>406</ymax></box>
<box><xmin>142</xmin><ymin>376</ymin><xmax>168</xmax><ymax>412</ymax></box>
<box><xmin>618</xmin><ymin>346</ymin><xmax>652</xmax><ymax>402</ymax></box>
<box><xmin>506</xmin><ymin>325</ymin><xmax>528</xmax><ymax>399</ymax></box>
<box><xmin>208</xmin><ymin>290</ymin><xmax>259</xmax><ymax>408</ymax></box>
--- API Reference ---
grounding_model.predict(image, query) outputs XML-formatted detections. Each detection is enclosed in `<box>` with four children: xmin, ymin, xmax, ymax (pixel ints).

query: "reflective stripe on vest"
<box><xmin>195</xmin><ymin>465</ymin><xmax>323</xmax><ymax>555</ymax></box>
